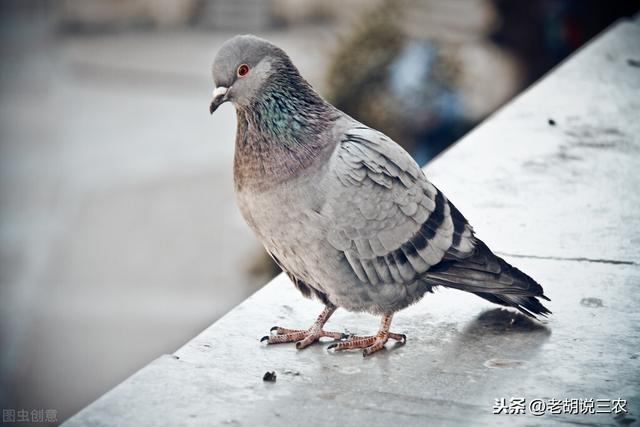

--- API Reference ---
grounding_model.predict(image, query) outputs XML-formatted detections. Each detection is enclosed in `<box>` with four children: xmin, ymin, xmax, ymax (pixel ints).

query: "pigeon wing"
<box><xmin>324</xmin><ymin>126</ymin><xmax>476</xmax><ymax>286</ymax></box>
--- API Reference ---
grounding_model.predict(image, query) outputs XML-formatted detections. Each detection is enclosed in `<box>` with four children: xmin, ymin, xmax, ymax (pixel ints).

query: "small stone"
<box><xmin>263</xmin><ymin>371</ymin><xmax>277</xmax><ymax>382</ymax></box>
<box><xmin>627</xmin><ymin>58</ymin><xmax>640</xmax><ymax>68</ymax></box>
<box><xmin>548</xmin><ymin>118</ymin><xmax>556</xmax><ymax>126</ymax></box>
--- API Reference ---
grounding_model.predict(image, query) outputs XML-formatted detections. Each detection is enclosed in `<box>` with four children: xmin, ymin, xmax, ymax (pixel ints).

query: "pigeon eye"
<box><xmin>237</xmin><ymin>64</ymin><xmax>250</xmax><ymax>77</ymax></box>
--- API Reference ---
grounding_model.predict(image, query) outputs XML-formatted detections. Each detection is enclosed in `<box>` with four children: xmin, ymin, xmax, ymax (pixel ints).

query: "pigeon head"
<box><xmin>210</xmin><ymin>35</ymin><xmax>335</xmax><ymax>183</ymax></box>
<box><xmin>210</xmin><ymin>35</ymin><xmax>293</xmax><ymax>114</ymax></box>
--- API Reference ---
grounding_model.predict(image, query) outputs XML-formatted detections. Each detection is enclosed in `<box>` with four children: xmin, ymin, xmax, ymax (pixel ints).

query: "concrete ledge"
<box><xmin>64</xmin><ymin>17</ymin><xmax>640</xmax><ymax>426</ymax></box>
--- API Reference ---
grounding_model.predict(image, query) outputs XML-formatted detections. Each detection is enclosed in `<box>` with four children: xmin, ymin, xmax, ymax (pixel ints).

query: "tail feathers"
<box><xmin>473</xmin><ymin>291</ymin><xmax>552</xmax><ymax>318</ymax></box>
<box><xmin>427</xmin><ymin>240</ymin><xmax>551</xmax><ymax>318</ymax></box>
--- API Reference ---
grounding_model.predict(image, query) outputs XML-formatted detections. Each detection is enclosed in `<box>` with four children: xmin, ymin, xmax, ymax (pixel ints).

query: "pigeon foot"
<box><xmin>260</xmin><ymin>305</ymin><xmax>345</xmax><ymax>349</ymax></box>
<box><xmin>327</xmin><ymin>331</ymin><xmax>406</xmax><ymax>356</ymax></box>
<box><xmin>262</xmin><ymin>326</ymin><xmax>347</xmax><ymax>349</ymax></box>
<box><xmin>326</xmin><ymin>313</ymin><xmax>405</xmax><ymax>356</ymax></box>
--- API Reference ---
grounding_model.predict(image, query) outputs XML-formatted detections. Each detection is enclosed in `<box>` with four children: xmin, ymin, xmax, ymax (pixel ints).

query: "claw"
<box><xmin>260</xmin><ymin>335</ymin><xmax>270</xmax><ymax>343</ymax></box>
<box><xmin>326</xmin><ymin>343</ymin><xmax>338</xmax><ymax>351</ymax></box>
<box><xmin>295</xmin><ymin>341</ymin><xmax>303</xmax><ymax>349</ymax></box>
<box><xmin>363</xmin><ymin>347</ymin><xmax>379</xmax><ymax>357</ymax></box>
<box><xmin>270</xmin><ymin>326</ymin><xmax>279</xmax><ymax>333</ymax></box>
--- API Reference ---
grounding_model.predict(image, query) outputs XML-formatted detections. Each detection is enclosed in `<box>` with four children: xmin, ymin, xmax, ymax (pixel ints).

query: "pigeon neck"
<box><xmin>234</xmin><ymin>76</ymin><xmax>337</xmax><ymax>190</ymax></box>
<box><xmin>243</xmin><ymin>75</ymin><xmax>332</xmax><ymax>145</ymax></box>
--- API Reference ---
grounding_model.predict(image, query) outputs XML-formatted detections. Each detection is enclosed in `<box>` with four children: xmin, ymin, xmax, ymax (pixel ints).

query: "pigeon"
<box><xmin>209</xmin><ymin>35</ymin><xmax>550</xmax><ymax>356</ymax></box>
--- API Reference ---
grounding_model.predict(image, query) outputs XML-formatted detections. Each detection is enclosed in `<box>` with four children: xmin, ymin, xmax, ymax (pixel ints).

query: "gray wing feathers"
<box><xmin>326</xmin><ymin>126</ymin><xmax>475</xmax><ymax>286</ymax></box>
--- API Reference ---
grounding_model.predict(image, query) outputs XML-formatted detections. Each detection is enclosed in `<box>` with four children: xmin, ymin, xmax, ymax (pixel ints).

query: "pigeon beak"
<box><xmin>209</xmin><ymin>86</ymin><xmax>229</xmax><ymax>114</ymax></box>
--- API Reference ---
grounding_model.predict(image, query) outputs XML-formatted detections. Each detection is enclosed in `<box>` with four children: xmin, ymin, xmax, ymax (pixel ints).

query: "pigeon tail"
<box><xmin>471</xmin><ymin>290</ymin><xmax>552</xmax><ymax>318</ymax></box>
<box><xmin>425</xmin><ymin>240</ymin><xmax>551</xmax><ymax>318</ymax></box>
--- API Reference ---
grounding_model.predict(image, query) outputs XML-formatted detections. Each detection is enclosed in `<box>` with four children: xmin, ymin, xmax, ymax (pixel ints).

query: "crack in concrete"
<box><xmin>494</xmin><ymin>252</ymin><xmax>637</xmax><ymax>266</ymax></box>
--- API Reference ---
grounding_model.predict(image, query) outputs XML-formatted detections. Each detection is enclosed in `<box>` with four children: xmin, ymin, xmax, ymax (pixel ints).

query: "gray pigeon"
<box><xmin>209</xmin><ymin>35</ymin><xmax>550</xmax><ymax>356</ymax></box>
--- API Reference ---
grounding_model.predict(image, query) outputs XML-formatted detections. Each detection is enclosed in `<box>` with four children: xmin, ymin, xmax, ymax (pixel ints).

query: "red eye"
<box><xmin>237</xmin><ymin>64</ymin><xmax>249</xmax><ymax>77</ymax></box>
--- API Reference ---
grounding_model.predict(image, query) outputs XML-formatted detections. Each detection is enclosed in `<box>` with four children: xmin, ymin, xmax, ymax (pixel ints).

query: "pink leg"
<box><xmin>327</xmin><ymin>313</ymin><xmax>406</xmax><ymax>356</ymax></box>
<box><xmin>261</xmin><ymin>305</ymin><xmax>347</xmax><ymax>349</ymax></box>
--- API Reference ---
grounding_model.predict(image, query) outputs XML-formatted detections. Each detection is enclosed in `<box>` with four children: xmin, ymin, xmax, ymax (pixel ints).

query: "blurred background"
<box><xmin>1</xmin><ymin>0</ymin><xmax>637</xmax><ymax>424</ymax></box>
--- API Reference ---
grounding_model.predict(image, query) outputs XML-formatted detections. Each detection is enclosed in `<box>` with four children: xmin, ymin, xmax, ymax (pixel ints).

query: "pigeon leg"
<box><xmin>261</xmin><ymin>305</ymin><xmax>347</xmax><ymax>349</ymax></box>
<box><xmin>327</xmin><ymin>313</ymin><xmax>406</xmax><ymax>356</ymax></box>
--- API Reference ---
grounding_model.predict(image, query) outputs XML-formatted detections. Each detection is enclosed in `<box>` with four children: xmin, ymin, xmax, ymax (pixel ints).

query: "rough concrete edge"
<box><xmin>61</xmin><ymin>278</ymin><xmax>285</xmax><ymax>425</ymax></box>
<box><xmin>172</xmin><ymin>275</ymin><xmax>286</xmax><ymax>355</ymax></box>
<box><xmin>60</xmin><ymin>354</ymin><xmax>177</xmax><ymax>425</ymax></box>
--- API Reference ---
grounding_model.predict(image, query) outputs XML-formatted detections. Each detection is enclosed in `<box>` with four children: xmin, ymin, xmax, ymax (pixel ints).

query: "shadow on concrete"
<box><xmin>460</xmin><ymin>308</ymin><xmax>551</xmax><ymax>337</ymax></box>
<box><xmin>431</xmin><ymin>308</ymin><xmax>552</xmax><ymax>375</ymax></box>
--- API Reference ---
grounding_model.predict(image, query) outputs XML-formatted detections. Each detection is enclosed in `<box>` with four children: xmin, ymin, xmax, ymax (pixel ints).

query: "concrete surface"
<box><xmin>65</xmin><ymin>16</ymin><xmax>640</xmax><ymax>427</ymax></box>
